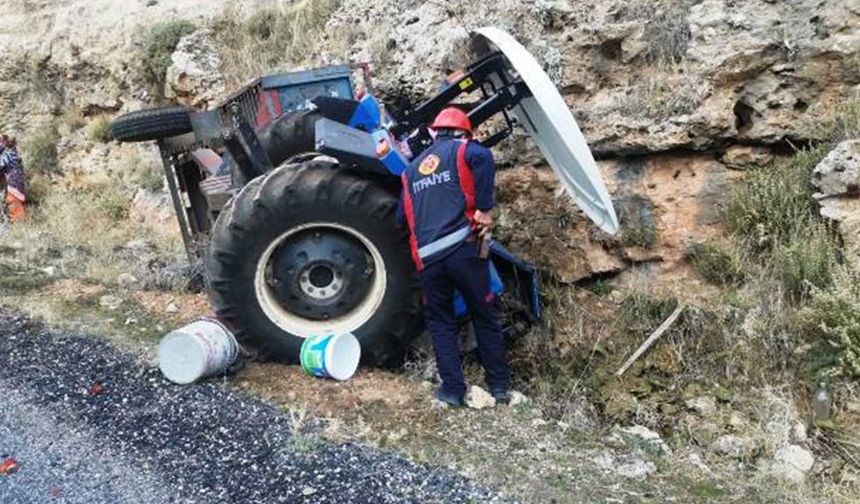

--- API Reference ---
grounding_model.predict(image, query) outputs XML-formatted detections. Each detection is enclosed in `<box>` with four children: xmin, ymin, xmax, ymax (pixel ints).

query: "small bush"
<box><xmin>95</xmin><ymin>185</ymin><xmax>131</xmax><ymax>222</ymax></box>
<box><xmin>809</xmin><ymin>98</ymin><xmax>860</xmax><ymax>144</ymax></box>
<box><xmin>23</xmin><ymin>124</ymin><xmax>61</xmax><ymax>175</ymax></box>
<box><xmin>140</xmin><ymin>20</ymin><xmax>197</xmax><ymax>92</ymax></box>
<box><xmin>804</xmin><ymin>265</ymin><xmax>860</xmax><ymax>377</ymax></box>
<box><xmin>687</xmin><ymin>242</ymin><xmax>746</xmax><ymax>286</ymax></box>
<box><xmin>613</xmin><ymin>70</ymin><xmax>707</xmax><ymax>120</ymax></box>
<box><xmin>122</xmin><ymin>151</ymin><xmax>164</xmax><ymax>192</ymax></box>
<box><xmin>625</xmin><ymin>0</ymin><xmax>693</xmax><ymax>64</ymax></box>
<box><xmin>87</xmin><ymin>115</ymin><xmax>113</xmax><ymax>143</ymax></box>
<box><xmin>619</xmin><ymin>292</ymin><xmax>679</xmax><ymax>332</ymax></box>
<box><xmin>133</xmin><ymin>163</ymin><xmax>165</xmax><ymax>193</ymax></box>
<box><xmin>771</xmin><ymin>222</ymin><xmax>840</xmax><ymax>300</ymax></box>
<box><xmin>725</xmin><ymin>144</ymin><xmax>828</xmax><ymax>253</ymax></box>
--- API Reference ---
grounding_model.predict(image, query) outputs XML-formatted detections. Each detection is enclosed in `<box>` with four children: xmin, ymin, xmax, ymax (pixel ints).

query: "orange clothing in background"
<box><xmin>5</xmin><ymin>191</ymin><xmax>24</xmax><ymax>221</ymax></box>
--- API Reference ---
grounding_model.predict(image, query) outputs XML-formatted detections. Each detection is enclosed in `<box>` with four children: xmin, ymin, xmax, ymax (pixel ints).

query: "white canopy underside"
<box><xmin>475</xmin><ymin>27</ymin><xmax>620</xmax><ymax>235</ymax></box>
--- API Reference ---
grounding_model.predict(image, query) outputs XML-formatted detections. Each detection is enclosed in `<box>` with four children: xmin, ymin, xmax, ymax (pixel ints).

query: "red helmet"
<box><xmin>431</xmin><ymin>107</ymin><xmax>472</xmax><ymax>133</ymax></box>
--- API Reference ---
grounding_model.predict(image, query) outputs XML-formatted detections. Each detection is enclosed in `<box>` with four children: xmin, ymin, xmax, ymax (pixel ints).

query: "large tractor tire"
<box><xmin>205</xmin><ymin>161</ymin><xmax>422</xmax><ymax>368</ymax></box>
<box><xmin>111</xmin><ymin>107</ymin><xmax>193</xmax><ymax>142</ymax></box>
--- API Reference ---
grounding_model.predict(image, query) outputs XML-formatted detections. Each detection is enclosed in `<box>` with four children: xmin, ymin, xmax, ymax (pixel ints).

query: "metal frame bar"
<box><xmin>390</xmin><ymin>52</ymin><xmax>529</xmax><ymax>138</ymax></box>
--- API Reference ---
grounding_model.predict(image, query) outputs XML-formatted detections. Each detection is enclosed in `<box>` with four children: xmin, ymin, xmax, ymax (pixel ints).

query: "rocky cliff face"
<box><xmin>1</xmin><ymin>0</ymin><xmax>858</xmax><ymax>285</ymax></box>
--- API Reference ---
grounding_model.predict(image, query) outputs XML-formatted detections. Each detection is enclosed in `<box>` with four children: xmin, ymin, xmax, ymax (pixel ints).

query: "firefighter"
<box><xmin>400</xmin><ymin>107</ymin><xmax>511</xmax><ymax>407</ymax></box>
<box><xmin>0</xmin><ymin>135</ymin><xmax>26</xmax><ymax>222</ymax></box>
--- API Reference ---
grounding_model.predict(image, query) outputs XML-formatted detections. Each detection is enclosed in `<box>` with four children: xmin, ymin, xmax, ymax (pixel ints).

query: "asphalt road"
<box><xmin>0</xmin><ymin>312</ymin><xmax>501</xmax><ymax>503</ymax></box>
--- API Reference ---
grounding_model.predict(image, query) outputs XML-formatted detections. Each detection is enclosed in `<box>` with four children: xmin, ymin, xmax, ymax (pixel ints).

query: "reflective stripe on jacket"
<box><xmin>401</xmin><ymin>136</ymin><xmax>495</xmax><ymax>271</ymax></box>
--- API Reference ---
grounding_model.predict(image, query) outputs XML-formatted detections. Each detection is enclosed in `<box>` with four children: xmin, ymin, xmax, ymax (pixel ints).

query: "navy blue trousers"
<box><xmin>420</xmin><ymin>242</ymin><xmax>511</xmax><ymax>399</ymax></box>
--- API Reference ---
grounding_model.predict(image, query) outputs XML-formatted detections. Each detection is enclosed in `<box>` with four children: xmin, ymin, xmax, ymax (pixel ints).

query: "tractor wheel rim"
<box><xmin>255</xmin><ymin>223</ymin><xmax>387</xmax><ymax>337</ymax></box>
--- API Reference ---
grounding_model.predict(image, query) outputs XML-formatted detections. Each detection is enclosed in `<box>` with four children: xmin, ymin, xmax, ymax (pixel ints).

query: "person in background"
<box><xmin>0</xmin><ymin>134</ymin><xmax>26</xmax><ymax>222</ymax></box>
<box><xmin>398</xmin><ymin>107</ymin><xmax>511</xmax><ymax>407</ymax></box>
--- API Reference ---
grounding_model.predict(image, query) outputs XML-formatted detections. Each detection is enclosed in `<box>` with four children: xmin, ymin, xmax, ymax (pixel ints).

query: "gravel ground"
<box><xmin>0</xmin><ymin>312</ymin><xmax>503</xmax><ymax>503</ymax></box>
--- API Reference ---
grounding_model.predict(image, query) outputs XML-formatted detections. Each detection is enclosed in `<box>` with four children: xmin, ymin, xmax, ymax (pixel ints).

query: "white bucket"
<box><xmin>300</xmin><ymin>333</ymin><xmax>361</xmax><ymax>381</ymax></box>
<box><xmin>158</xmin><ymin>318</ymin><xmax>239</xmax><ymax>384</ymax></box>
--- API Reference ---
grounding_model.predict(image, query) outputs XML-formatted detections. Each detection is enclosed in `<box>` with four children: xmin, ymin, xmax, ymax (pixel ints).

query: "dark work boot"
<box><xmin>434</xmin><ymin>388</ymin><xmax>465</xmax><ymax>408</ymax></box>
<box><xmin>491</xmin><ymin>389</ymin><xmax>510</xmax><ymax>405</ymax></box>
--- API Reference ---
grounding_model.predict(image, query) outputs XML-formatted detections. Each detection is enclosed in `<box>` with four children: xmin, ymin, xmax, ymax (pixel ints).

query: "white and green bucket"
<box><xmin>300</xmin><ymin>333</ymin><xmax>361</xmax><ymax>381</ymax></box>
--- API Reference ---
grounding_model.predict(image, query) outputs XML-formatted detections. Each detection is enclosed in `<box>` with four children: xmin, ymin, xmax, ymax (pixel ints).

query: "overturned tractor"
<box><xmin>111</xmin><ymin>28</ymin><xmax>618</xmax><ymax>367</ymax></box>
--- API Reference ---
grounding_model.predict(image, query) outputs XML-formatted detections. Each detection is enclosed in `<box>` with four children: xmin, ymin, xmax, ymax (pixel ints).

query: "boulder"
<box><xmin>99</xmin><ymin>294</ymin><xmax>124</xmax><ymax>311</ymax></box>
<box><xmin>712</xmin><ymin>434</ymin><xmax>757</xmax><ymax>460</ymax></box>
<box><xmin>720</xmin><ymin>145</ymin><xmax>774</xmax><ymax>169</ymax></box>
<box><xmin>813</xmin><ymin>140</ymin><xmax>860</xmax><ymax>196</ymax></box>
<box><xmin>594</xmin><ymin>451</ymin><xmax>656</xmax><ymax>480</ymax></box>
<box><xmin>685</xmin><ymin>396</ymin><xmax>717</xmax><ymax>416</ymax></box>
<box><xmin>165</xmin><ymin>29</ymin><xmax>226</xmax><ymax>109</ymax></box>
<box><xmin>812</xmin><ymin>140</ymin><xmax>860</xmax><ymax>268</ymax></box>
<box><xmin>617</xmin><ymin>424</ymin><xmax>670</xmax><ymax>454</ymax></box>
<box><xmin>466</xmin><ymin>385</ymin><xmax>496</xmax><ymax>410</ymax></box>
<box><xmin>771</xmin><ymin>444</ymin><xmax>815</xmax><ymax>483</ymax></box>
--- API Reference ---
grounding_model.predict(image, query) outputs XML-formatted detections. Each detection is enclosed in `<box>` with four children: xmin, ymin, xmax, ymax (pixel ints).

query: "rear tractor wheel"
<box><xmin>205</xmin><ymin>161</ymin><xmax>422</xmax><ymax>368</ymax></box>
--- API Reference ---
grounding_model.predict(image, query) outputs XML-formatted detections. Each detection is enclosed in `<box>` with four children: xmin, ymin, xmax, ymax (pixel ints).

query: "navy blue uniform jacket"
<box><xmin>399</xmin><ymin>136</ymin><xmax>496</xmax><ymax>271</ymax></box>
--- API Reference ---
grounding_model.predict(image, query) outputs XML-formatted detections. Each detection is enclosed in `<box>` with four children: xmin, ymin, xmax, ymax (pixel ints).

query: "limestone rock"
<box><xmin>712</xmin><ymin>434</ymin><xmax>757</xmax><ymax>459</ymax></box>
<box><xmin>99</xmin><ymin>294</ymin><xmax>124</xmax><ymax>311</ymax></box>
<box><xmin>509</xmin><ymin>390</ymin><xmax>528</xmax><ymax>407</ymax></box>
<box><xmin>771</xmin><ymin>444</ymin><xmax>815</xmax><ymax>483</ymax></box>
<box><xmin>812</xmin><ymin>140</ymin><xmax>860</xmax><ymax>268</ymax></box>
<box><xmin>720</xmin><ymin>145</ymin><xmax>774</xmax><ymax>169</ymax></box>
<box><xmin>165</xmin><ymin>29</ymin><xmax>226</xmax><ymax>109</ymax></box>
<box><xmin>594</xmin><ymin>451</ymin><xmax>656</xmax><ymax>480</ymax></box>
<box><xmin>813</xmin><ymin>140</ymin><xmax>860</xmax><ymax>197</ymax></box>
<box><xmin>466</xmin><ymin>385</ymin><xmax>496</xmax><ymax>410</ymax></box>
<box><xmin>791</xmin><ymin>422</ymin><xmax>808</xmax><ymax>444</ymax></box>
<box><xmin>617</xmin><ymin>424</ymin><xmax>670</xmax><ymax>454</ymax></box>
<box><xmin>686</xmin><ymin>396</ymin><xmax>717</xmax><ymax>416</ymax></box>
<box><xmin>117</xmin><ymin>273</ymin><xmax>139</xmax><ymax>287</ymax></box>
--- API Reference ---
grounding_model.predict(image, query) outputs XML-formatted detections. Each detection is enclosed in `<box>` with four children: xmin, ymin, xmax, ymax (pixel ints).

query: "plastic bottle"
<box><xmin>812</xmin><ymin>382</ymin><xmax>831</xmax><ymax>422</ymax></box>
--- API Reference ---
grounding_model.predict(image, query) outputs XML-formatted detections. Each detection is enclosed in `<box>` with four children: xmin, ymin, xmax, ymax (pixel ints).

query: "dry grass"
<box><xmin>687</xmin><ymin>241</ymin><xmax>747</xmax><ymax>286</ymax></box>
<box><xmin>612</xmin><ymin>67</ymin><xmax>708</xmax><ymax>120</ymax></box>
<box><xmin>22</xmin><ymin>122</ymin><xmax>61</xmax><ymax>175</ymax></box>
<box><xmin>86</xmin><ymin>114</ymin><xmax>113</xmax><ymax>143</ymax></box>
<box><xmin>4</xmin><ymin>169</ymin><xmax>182</xmax><ymax>288</ymax></box>
<box><xmin>624</xmin><ymin>0</ymin><xmax>694</xmax><ymax>64</ymax></box>
<box><xmin>211</xmin><ymin>0</ymin><xmax>340</xmax><ymax>86</ymax></box>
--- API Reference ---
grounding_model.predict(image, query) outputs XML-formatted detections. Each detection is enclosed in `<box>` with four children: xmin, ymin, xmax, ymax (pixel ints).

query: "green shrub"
<box><xmin>687</xmin><ymin>242</ymin><xmax>746</xmax><ymax>286</ymax></box>
<box><xmin>619</xmin><ymin>292</ymin><xmax>679</xmax><ymax>332</ymax></box>
<box><xmin>140</xmin><ymin>20</ymin><xmax>197</xmax><ymax>92</ymax></box>
<box><xmin>87</xmin><ymin>114</ymin><xmax>113</xmax><ymax>143</ymax></box>
<box><xmin>133</xmin><ymin>163</ymin><xmax>165</xmax><ymax>192</ymax></box>
<box><xmin>725</xmin><ymin>144</ymin><xmax>828</xmax><ymax>253</ymax></box>
<box><xmin>95</xmin><ymin>186</ymin><xmax>131</xmax><ymax>222</ymax></box>
<box><xmin>23</xmin><ymin>124</ymin><xmax>61</xmax><ymax>175</ymax></box>
<box><xmin>804</xmin><ymin>265</ymin><xmax>860</xmax><ymax>377</ymax></box>
<box><xmin>771</xmin><ymin>222</ymin><xmax>840</xmax><ymax>300</ymax></box>
<box><xmin>122</xmin><ymin>151</ymin><xmax>164</xmax><ymax>192</ymax></box>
